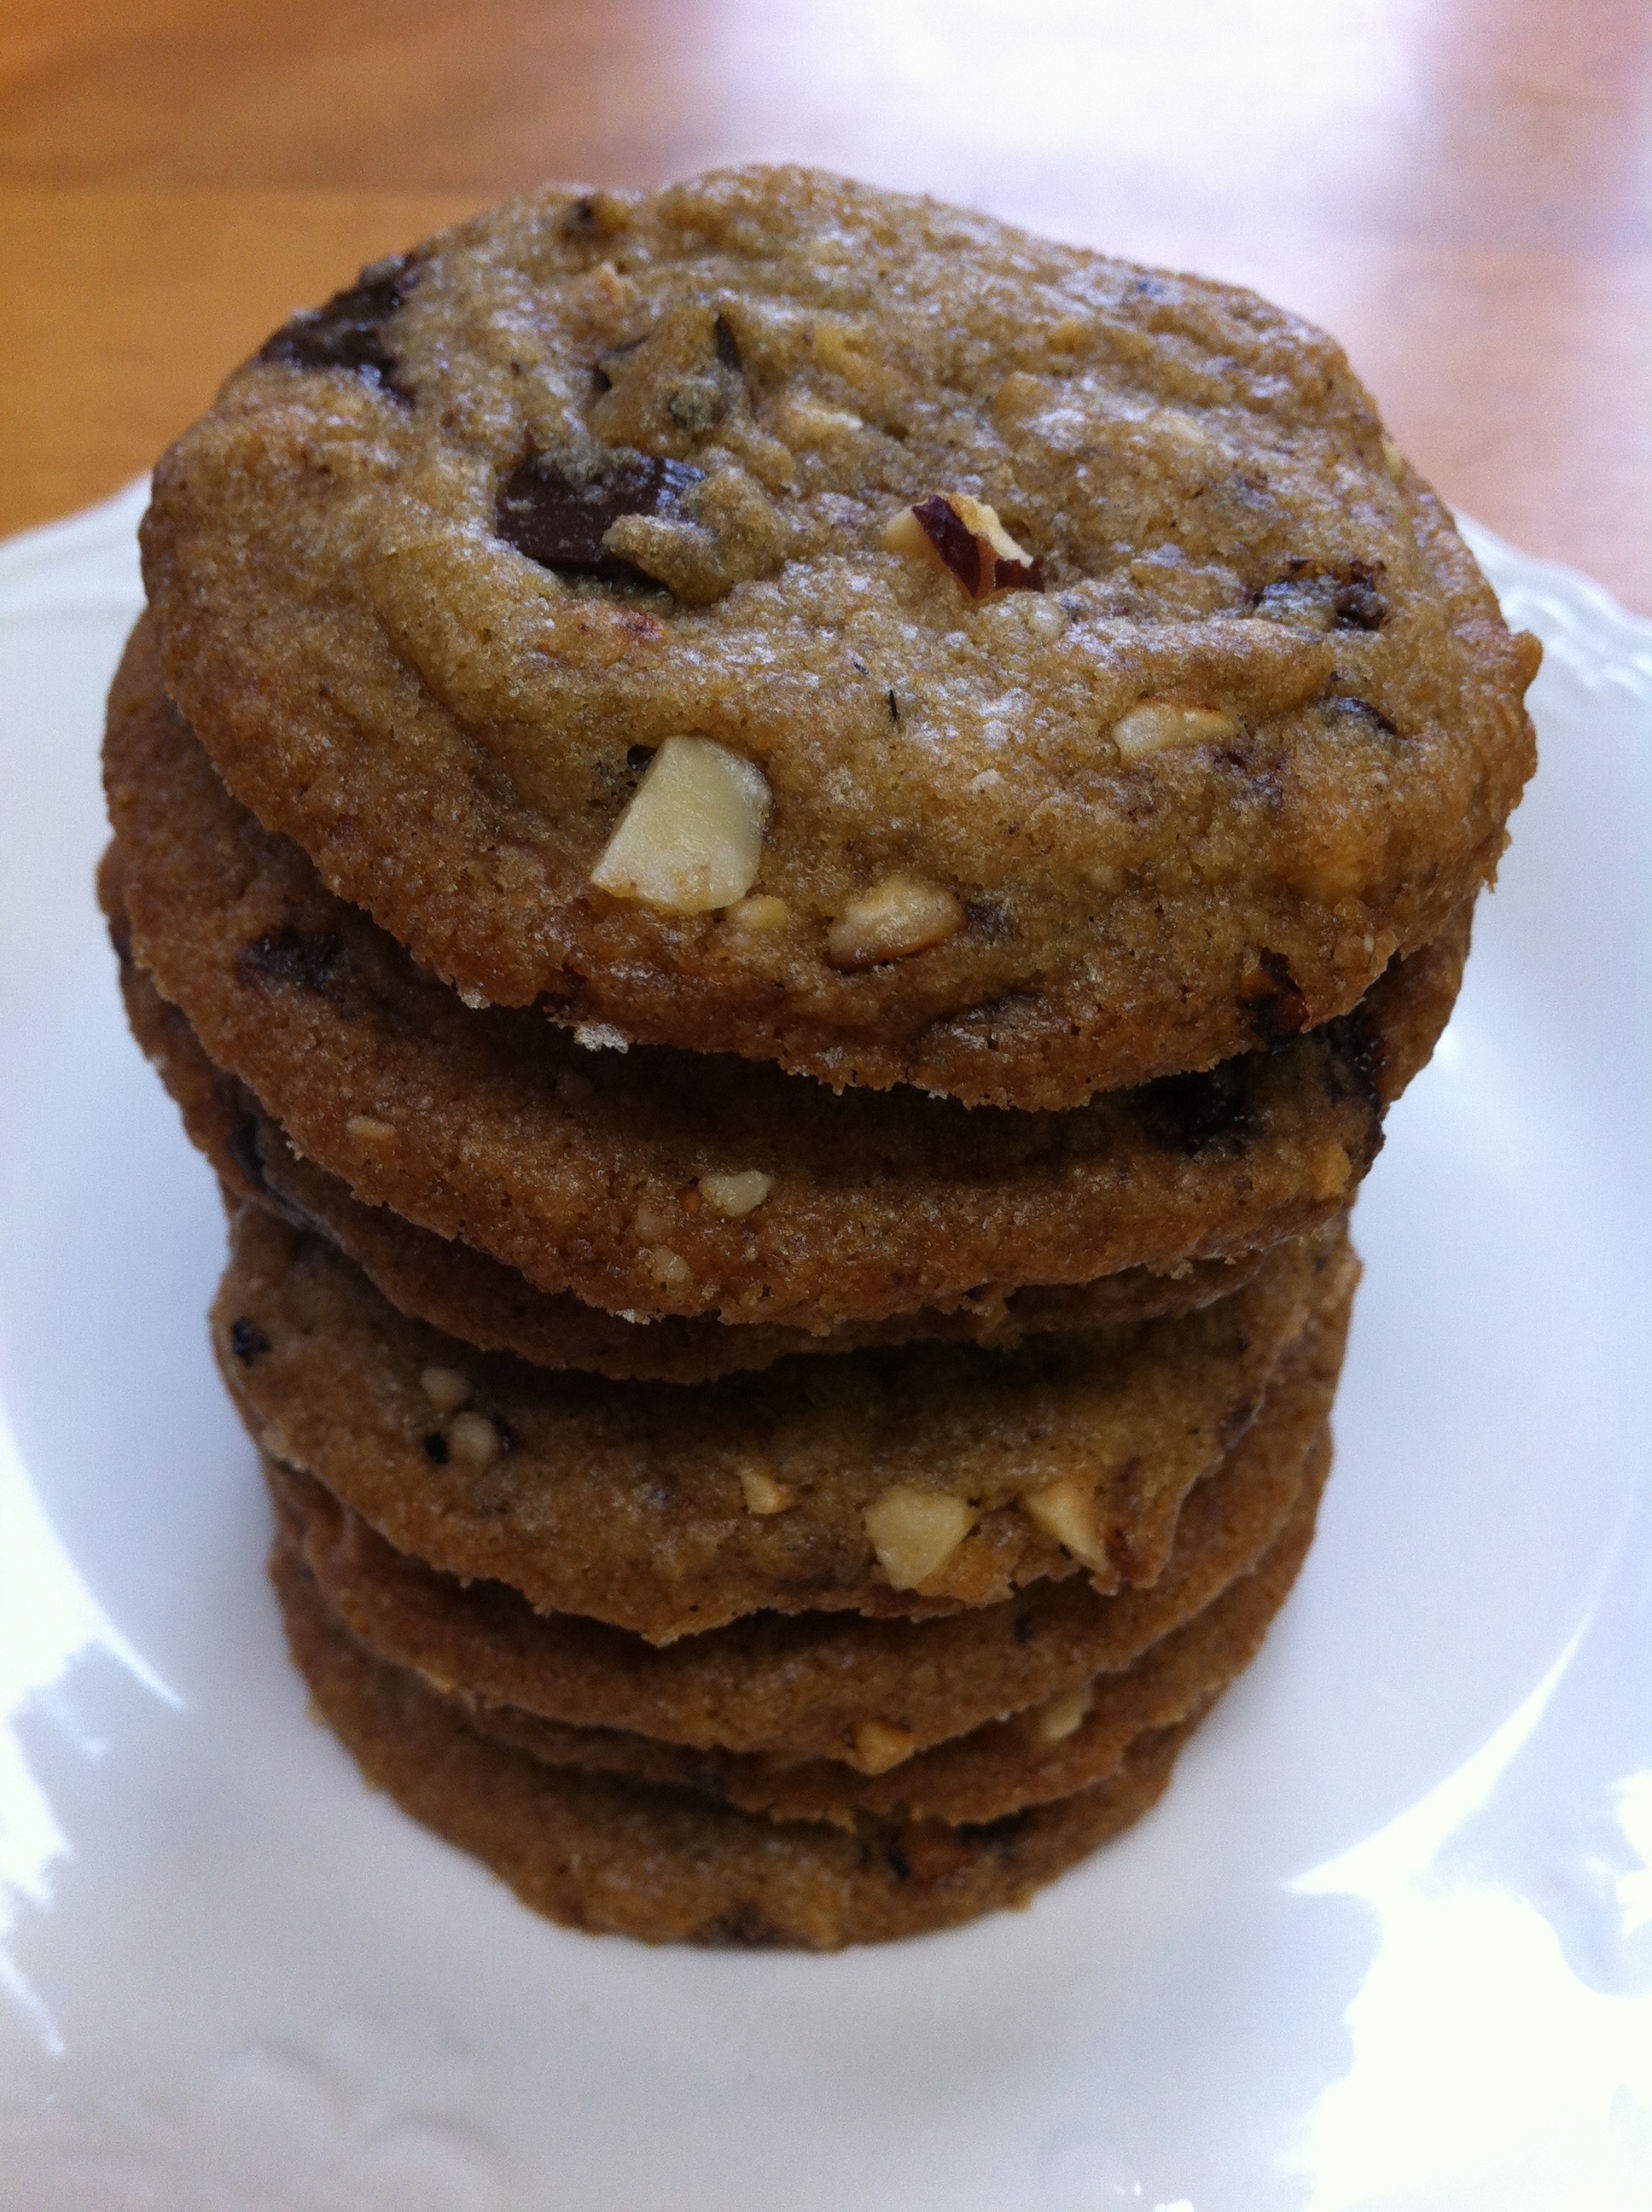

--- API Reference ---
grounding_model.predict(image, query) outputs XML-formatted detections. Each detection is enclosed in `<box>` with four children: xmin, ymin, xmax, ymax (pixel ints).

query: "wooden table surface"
<box><xmin>3</xmin><ymin>0</ymin><xmax>1649</xmax><ymax>611</ymax></box>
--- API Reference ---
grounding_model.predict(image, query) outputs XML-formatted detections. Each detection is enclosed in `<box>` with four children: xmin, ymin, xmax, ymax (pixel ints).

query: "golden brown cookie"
<box><xmin>263</xmin><ymin>1339</ymin><xmax>1335</xmax><ymax>1767</ymax></box>
<box><xmin>104</xmin><ymin>624</ymin><xmax>1463</xmax><ymax>1328</ymax></box>
<box><xmin>118</xmin><ymin>948</ymin><xmax>1272</xmax><ymax>1380</ymax></box>
<box><xmin>433</xmin><ymin>1448</ymin><xmax>1321</xmax><ymax>1829</ymax></box>
<box><xmin>217</xmin><ymin>1205</ymin><xmax>1351</xmax><ymax>1640</ymax></box>
<box><xmin>142</xmin><ymin>166</ymin><xmax>1539</xmax><ymax>1107</ymax></box>
<box><xmin>274</xmin><ymin>1542</ymin><xmax>1192</xmax><ymax>1948</ymax></box>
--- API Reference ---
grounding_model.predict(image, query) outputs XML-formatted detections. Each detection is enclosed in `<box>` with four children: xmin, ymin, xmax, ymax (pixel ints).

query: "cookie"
<box><xmin>118</xmin><ymin>948</ymin><xmax>1271</xmax><ymax>1381</ymax></box>
<box><xmin>274</xmin><ymin>1542</ymin><xmax>1191</xmax><ymax>1948</ymax></box>
<box><xmin>105</xmin><ymin>626</ymin><xmax>1464</xmax><ymax>1326</ymax></box>
<box><xmin>141</xmin><ymin>166</ymin><xmax>1539</xmax><ymax>1107</ymax></box>
<box><xmin>216</xmin><ymin>1204</ymin><xmax>1350</xmax><ymax>1639</ymax></box>
<box><xmin>264</xmin><ymin>1330</ymin><xmax>1336</xmax><ymax>1766</ymax></box>
<box><xmin>424</xmin><ymin>1447</ymin><xmax>1321</xmax><ymax>1829</ymax></box>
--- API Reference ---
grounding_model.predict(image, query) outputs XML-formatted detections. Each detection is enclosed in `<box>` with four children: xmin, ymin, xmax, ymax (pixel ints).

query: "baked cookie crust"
<box><xmin>215</xmin><ymin>1205</ymin><xmax>1350</xmax><ymax>1641</ymax></box>
<box><xmin>105</xmin><ymin>621</ymin><xmax>1465</xmax><ymax>1326</ymax></box>
<box><xmin>140</xmin><ymin>167</ymin><xmax>1538</xmax><ymax>1105</ymax></box>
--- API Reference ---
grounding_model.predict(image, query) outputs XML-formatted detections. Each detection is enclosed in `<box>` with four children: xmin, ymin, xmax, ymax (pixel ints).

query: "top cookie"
<box><xmin>141</xmin><ymin>166</ymin><xmax>1538</xmax><ymax>1108</ymax></box>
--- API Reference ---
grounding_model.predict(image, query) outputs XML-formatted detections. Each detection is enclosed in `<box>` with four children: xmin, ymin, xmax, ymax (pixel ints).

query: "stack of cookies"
<box><xmin>102</xmin><ymin>169</ymin><xmax>1537</xmax><ymax>1947</ymax></box>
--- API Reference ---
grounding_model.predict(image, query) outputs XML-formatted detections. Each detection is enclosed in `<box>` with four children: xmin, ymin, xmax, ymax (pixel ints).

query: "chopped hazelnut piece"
<box><xmin>882</xmin><ymin>492</ymin><xmax>1044</xmax><ymax>599</ymax></box>
<box><xmin>1015</xmin><ymin>595</ymin><xmax>1067</xmax><ymax>642</ymax></box>
<box><xmin>991</xmin><ymin>370</ymin><xmax>1047</xmax><ymax>420</ymax></box>
<box><xmin>346</xmin><ymin>1114</ymin><xmax>398</xmax><ymax>1148</ymax></box>
<box><xmin>419</xmin><ymin>1365</ymin><xmax>473</xmax><ymax>1414</ymax></box>
<box><xmin>810</xmin><ymin>321</ymin><xmax>874</xmax><ymax>386</ymax></box>
<box><xmin>1312</xmin><ymin>1141</ymin><xmax>1352</xmax><ymax>1200</ymax></box>
<box><xmin>1381</xmin><ymin>434</ymin><xmax>1405</xmax><ymax>481</ymax></box>
<box><xmin>864</xmin><ymin>1485</ymin><xmax>975</xmax><ymax>1590</ymax></box>
<box><xmin>849</xmin><ymin>1719</ymin><xmax>918</xmax><ymax>1774</ymax></box>
<box><xmin>1151</xmin><ymin>408</ymin><xmax>1216</xmax><ymax>456</ymax></box>
<box><xmin>724</xmin><ymin>893</ymin><xmax>791</xmax><ymax>932</ymax></box>
<box><xmin>739</xmin><ymin>1467</ymin><xmax>796</xmax><ymax>1516</ymax></box>
<box><xmin>826</xmin><ymin>875</ymin><xmax>965</xmax><ymax>969</ymax></box>
<box><xmin>593</xmin><ymin>260</ymin><xmax>639</xmax><ymax>317</ymax></box>
<box><xmin>881</xmin><ymin>506</ymin><xmax>938</xmax><ymax>559</ymax></box>
<box><xmin>1112</xmin><ymin>703</ymin><xmax>1241</xmax><ymax>761</ymax></box>
<box><xmin>1021</xmin><ymin>1476</ymin><xmax>1109</xmax><ymax>1572</ymax></box>
<box><xmin>699</xmin><ymin>1169</ymin><xmax>773</xmax><ymax>1219</ymax></box>
<box><xmin>1032</xmin><ymin>1681</ymin><xmax>1094</xmax><ymax>1744</ymax></box>
<box><xmin>590</xmin><ymin>736</ymin><xmax>771</xmax><ymax>912</ymax></box>
<box><xmin>777</xmin><ymin>395</ymin><xmax>864</xmax><ymax>445</ymax></box>
<box><xmin>448</xmin><ymin>1412</ymin><xmax>500</xmax><ymax>1468</ymax></box>
<box><xmin>633</xmin><ymin>1200</ymin><xmax>672</xmax><ymax>1241</ymax></box>
<box><xmin>644</xmin><ymin>1246</ymin><xmax>694</xmax><ymax>1290</ymax></box>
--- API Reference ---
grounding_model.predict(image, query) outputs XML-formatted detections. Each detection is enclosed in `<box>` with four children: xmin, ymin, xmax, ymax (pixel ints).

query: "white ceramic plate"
<box><xmin>1</xmin><ymin>483</ymin><xmax>1648</xmax><ymax>2212</ymax></box>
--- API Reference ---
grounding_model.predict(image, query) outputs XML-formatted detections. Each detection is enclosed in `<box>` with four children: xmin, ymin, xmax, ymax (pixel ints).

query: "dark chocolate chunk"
<box><xmin>230</xmin><ymin>1318</ymin><xmax>271</xmax><ymax>1366</ymax></box>
<box><xmin>887</xmin><ymin>689</ymin><xmax>899</xmax><ymax>724</ymax></box>
<box><xmin>1332</xmin><ymin>565</ymin><xmax>1387</xmax><ymax>631</ymax></box>
<box><xmin>258</xmin><ymin>254</ymin><xmax>420</xmax><ymax>399</ymax></box>
<box><xmin>1142</xmin><ymin>1059</ymin><xmax>1253</xmax><ymax>1153</ymax></box>
<box><xmin>1253</xmin><ymin>560</ymin><xmax>1387</xmax><ymax>634</ymax></box>
<box><xmin>236</xmin><ymin>927</ymin><xmax>340</xmax><ymax>994</ymax></box>
<box><xmin>1240</xmin><ymin>950</ymin><xmax>1310</xmax><ymax>1049</ymax></box>
<box><xmin>227</xmin><ymin>1113</ymin><xmax>268</xmax><ymax>1193</ymax></box>
<box><xmin>965</xmin><ymin>895</ymin><xmax>1015</xmax><ymax>944</ymax></box>
<box><xmin>1325</xmin><ymin>694</ymin><xmax>1399</xmax><ymax>738</ymax></box>
<box><xmin>1323</xmin><ymin>1006</ymin><xmax>1384</xmax><ymax>1116</ymax></box>
<box><xmin>713</xmin><ymin>312</ymin><xmax>743</xmax><ymax>372</ymax></box>
<box><xmin>975</xmin><ymin>1807</ymin><xmax>1035</xmax><ymax>1850</ymax></box>
<box><xmin>495</xmin><ymin>450</ymin><xmax>704</xmax><ymax>579</ymax></box>
<box><xmin>422</xmin><ymin>1433</ymin><xmax>451</xmax><ymax>1465</ymax></box>
<box><xmin>692</xmin><ymin>1904</ymin><xmax>791</xmax><ymax>1948</ymax></box>
<box><xmin>1217</xmin><ymin>1401</ymin><xmax>1259</xmax><ymax>1452</ymax></box>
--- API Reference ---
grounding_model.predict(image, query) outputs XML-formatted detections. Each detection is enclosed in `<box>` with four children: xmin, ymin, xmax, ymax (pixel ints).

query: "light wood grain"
<box><xmin>3</xmin><ymin>0</ymin><xmax>1649</xmax><ymax>607</ymax></box>
<box><xmin>0</xmin><ymin>189</ymin><xmax>480</xmax><ymax>535</ymax></box>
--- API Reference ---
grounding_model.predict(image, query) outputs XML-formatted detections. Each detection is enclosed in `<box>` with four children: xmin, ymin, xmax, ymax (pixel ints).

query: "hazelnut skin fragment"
<box><xmin>883</xmin><ymin>493</ymin><xmax>1044</xmax><ymax>599</ymax></box>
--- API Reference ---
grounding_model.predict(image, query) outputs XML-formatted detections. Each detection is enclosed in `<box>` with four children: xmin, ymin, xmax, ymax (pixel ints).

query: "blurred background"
<box><xmin>2</xmin><ymin>0</ymin><xmax>1648</xmax><ymax>608</ymax></box>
